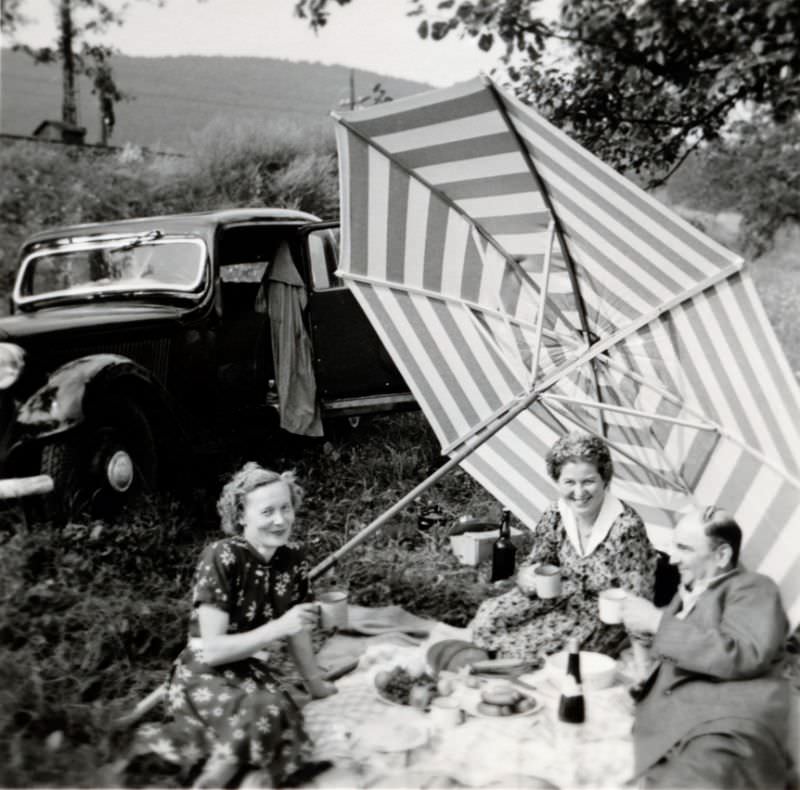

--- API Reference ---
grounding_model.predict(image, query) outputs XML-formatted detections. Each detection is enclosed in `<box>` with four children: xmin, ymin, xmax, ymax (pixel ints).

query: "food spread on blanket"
<box><xmin>375</xmin><ymin>666</ymin><xmax>438</xmax><ymax>709</ymax></box>
<box><xmin>374</xmin><ymin>664</ymin><xmax>540</xmax><ymax>719</ymax></box>
<box><xmin>476</xmin><ymin>681</ymin><xmax>538</xmax><ymax>717</ymax></box>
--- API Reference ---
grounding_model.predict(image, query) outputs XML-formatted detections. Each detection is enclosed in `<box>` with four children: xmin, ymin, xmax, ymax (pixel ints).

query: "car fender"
<box><xmin>16</xmin><ymin>353</ymin><xmax>170</xmax><ymax>440</ymax></box>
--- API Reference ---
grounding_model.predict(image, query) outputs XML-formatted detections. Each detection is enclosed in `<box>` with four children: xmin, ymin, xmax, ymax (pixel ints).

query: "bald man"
<box><xmin>621</xmin><ymin>506</ymin><xmax>793</xmax><ymax>789</ymax></box>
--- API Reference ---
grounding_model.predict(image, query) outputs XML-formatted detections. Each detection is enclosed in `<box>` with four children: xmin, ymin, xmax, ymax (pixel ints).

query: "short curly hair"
<box><xmin>216</xmin><ymin>461</ymin><xmax>304</xmax><ymax>535</ymax></box>
<box><xmin>545</xmin><ymin>431</ymin><xmax>614</xmax><ymax>484</ymax></box>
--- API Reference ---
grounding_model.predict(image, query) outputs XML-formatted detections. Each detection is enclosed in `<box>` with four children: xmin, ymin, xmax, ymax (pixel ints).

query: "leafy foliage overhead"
<box><xmin>294</xmin><ymin>0</ymin><xmax>800</xmax><ymax>184</ymax></box>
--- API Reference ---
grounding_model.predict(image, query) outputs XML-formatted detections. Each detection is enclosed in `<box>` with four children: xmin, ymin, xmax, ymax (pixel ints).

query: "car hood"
<box><xmin>0</xmin><ymin>303</ymin><xmax>191</xmax><ymax>343</ymax></box>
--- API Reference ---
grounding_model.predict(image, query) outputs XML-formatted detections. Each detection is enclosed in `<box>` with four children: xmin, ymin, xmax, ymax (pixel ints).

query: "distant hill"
<box><xmin>0</xmin><ymin>49</ymin><xmax>431</xmax><ymax>152</ymax></box>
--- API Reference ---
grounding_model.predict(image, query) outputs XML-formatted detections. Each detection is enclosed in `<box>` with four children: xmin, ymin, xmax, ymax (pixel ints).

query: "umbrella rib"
<box><xmin>595</xmin><ymin>353</ymin><xmax>800</xmax><ymax>488</ymax></box>
<box><xmin>440</xmin><ymin>389</ymin><xmax>530</xmax><ymax>457</ymax></box>
<box><xmin>414</xmin><ymin>261</ymin><xmax>745</xmax><ymax>462</ymax></box>
<box><xmin>482</xmin><ymin>75</ymin><xmax>606</xmax><ymax>437</ymax></box>
<box><xmin>528</xmin><ymin>219</ymin><xmax>556</xmax><ymax>388</ymax></box>
<box><xmin>338</xmin><ymin>270</ymin><xmax>563</xmax><ymax>341</ymax></box>
<box><xmin>333</xmin><ymin>113</ymin><xmax>576</xmax><ymax>333</ymax></box>
<box><xmin>540</xmin><ymin>393</ymin><xmax>716</xmax><ymax>433</ymax></box>
<box><xmin>534</xmin><ymin>262</ymin><xmax>743</xmax><ymax>396</ymax></box>
<box><xmin>541</xmin><ymin>400</ymin><xmax>692</xmax><ymax>494</ymax></box>
<box><xmin>596</xmin><ymin>353</ymin><xmax>718</xmax><ymax>429</ymax></box>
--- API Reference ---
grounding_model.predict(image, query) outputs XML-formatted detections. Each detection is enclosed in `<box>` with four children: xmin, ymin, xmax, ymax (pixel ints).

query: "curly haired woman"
<box><xmin>134</xmin><ymin>462</ymin><xmax>335</xmax><ymax>788</ymax></box>
<box><xmin>470</xmin><ymin>432</ymin><xmax>659</xmax><ymax>662</ymax></box>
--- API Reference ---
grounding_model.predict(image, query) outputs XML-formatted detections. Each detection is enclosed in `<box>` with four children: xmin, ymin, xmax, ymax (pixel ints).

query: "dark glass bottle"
<box><xmin>490</xmin><ymin>508</ymin><xmax>516</xmax><ymax>582</ymax></box>
<box><xmin>557</xmin><ymin>638</ymin><xmax>586</xmax><ymax>724</ymax></box>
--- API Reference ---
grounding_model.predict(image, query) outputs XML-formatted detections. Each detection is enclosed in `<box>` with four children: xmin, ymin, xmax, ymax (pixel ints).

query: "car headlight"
<box><xmin>0</xmin><ymin>343</ymin><xmax>25</xmax><ymax>390</ymax></box>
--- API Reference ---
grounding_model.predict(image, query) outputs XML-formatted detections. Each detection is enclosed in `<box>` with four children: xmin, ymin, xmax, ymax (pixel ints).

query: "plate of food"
<box><xmin>461</xmin><ymin>680</ymin><xmax>542</xmax><ymax>719</ymax></box>
<box><xmin>374</xmin><ymin>666</ymin><xmax>438</xmax><ymax>710</ymax></box>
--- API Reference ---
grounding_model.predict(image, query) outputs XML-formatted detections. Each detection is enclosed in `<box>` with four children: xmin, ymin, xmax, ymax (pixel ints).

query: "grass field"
<box><xmin>0</xmin><ymin>412</ymin><xmax>523</xmax><ymax>787</ymax></box>
<box><xmin>0</xmin><ymin>140</ymin><xmax>798</xmax><ymax>785</ymax></box>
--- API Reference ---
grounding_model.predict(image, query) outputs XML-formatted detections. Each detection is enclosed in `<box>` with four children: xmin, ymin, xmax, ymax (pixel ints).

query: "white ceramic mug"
<box><xmin>317</xmin><ymin>590</ymin><xmax>349</xmax><ymax>630</ymax></box>
<box><xmin>429</xmin><ymin>696</ymin><xmax>463</xmax><ymax>729</ymax></box>
<box><xmin>534</xmin><ymin>564</ymin><xmax>562</xmax><ymax>598</ymax></box>
<box><xmin>598</xmin><ymin>587</ymin><xmax>627</xmax><ymax>624</ymax></box>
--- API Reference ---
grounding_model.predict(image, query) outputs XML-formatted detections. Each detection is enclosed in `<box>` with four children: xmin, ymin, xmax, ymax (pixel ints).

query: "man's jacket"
<box><xmin>633</xmin><ymin>567</ymin><xmax>790</xmax><ymax>775</ymax></box>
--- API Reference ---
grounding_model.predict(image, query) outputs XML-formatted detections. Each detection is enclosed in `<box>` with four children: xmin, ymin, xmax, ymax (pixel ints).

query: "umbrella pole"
<box><xmin>309</xmin><ymin>387</ymin><xmax>543</xmax><ymax>580</ymax></box>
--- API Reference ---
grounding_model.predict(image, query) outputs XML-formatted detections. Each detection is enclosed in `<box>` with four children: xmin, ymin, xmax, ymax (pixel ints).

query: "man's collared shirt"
<box><xmin>675</xmin><ymin>568</ymin><xmax>738</xmax><ymax>620</ymax></box>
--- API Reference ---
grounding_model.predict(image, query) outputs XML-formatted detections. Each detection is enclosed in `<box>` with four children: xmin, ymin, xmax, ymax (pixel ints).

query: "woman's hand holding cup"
<box><xmin>516</xmin><ymin>564</ymin><xmax>562</xmax><ymax>598</ymax></box>
<box><xmin>278</xmin><ymin>602</ymin><xmax>319</xmax><ymax>636</ymax></box>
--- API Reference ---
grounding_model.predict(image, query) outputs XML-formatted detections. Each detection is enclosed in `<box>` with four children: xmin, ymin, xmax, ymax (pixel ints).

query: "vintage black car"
<box><xmin>0</xmin><ymin>208</ymin><xmax>413</xmax><ymax>518</ymax></box>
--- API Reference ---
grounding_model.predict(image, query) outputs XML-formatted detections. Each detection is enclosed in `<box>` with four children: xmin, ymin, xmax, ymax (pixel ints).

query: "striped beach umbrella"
<box><xmin>332</xmin><ymin>76</ymin><xmax>800</xmax><ymax>625</ymax></box>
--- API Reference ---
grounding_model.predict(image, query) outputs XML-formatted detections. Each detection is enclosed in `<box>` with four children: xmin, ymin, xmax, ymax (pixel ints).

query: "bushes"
<box><xmin>0</xmin><ymin>119</ymin><xmax>339</xmax><ymax>301</ymax></box>
<box><xmin>666</xmin><ymin>118</ymin><xmax>800</xmax><ymax>258</ymax></box>
<box><xmin>0</xmin><ymin>501</ymin><xmax>202</xmax><ymax>786</ymax></box>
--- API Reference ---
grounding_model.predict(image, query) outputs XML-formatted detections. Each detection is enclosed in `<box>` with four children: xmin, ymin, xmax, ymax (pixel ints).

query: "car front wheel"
<box><xmin>40</xmin><ymin>400</ymin><xmax>158</xmax><ymax>521</ymax></box>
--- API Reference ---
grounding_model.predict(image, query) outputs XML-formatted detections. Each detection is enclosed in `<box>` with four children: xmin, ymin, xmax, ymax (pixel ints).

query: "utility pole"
<box><xmin>59</xmin><ymin>0</ymin><xmax>78</xmax><ymax>127</ymax></box>
<box><xmin>349</xmin><ymin>68</ymin><xmax>355</xmax><ymax>110</ymax></box>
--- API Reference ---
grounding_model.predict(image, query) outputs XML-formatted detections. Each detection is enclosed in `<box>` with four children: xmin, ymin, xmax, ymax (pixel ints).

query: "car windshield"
<box><xmin>14</xmin><ymin>235</ymin><xmax>207</xmax><ymax>304</ymax></box>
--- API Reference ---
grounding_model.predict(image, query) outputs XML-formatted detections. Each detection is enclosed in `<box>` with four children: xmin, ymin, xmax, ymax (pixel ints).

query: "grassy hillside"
<box><xmin>0</xmin><ymin>49</ymin><xmax>430</xmax><ymax>151</ymax></box>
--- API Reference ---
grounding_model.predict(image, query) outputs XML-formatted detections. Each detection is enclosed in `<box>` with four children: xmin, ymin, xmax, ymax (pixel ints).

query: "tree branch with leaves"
<box><xmin>295</xmin><ymin>0</ymin><xmax>800</xmax><ymax>187</ymax></box>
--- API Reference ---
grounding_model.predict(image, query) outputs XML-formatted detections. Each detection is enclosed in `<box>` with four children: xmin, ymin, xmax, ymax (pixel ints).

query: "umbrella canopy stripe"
<box><xmin>744</xmin><ymin>478</ymin><xmax>798</xmax><ymax>570</ymax></box>
<box><xmin>670</xmin><ymin>282</ymin><xmax>798</xmax><ymax>473</ymax></box>
<box><xmin>349</xmin><ymin>148</ymin><xmax>582</xmax><ymax>338</ymax></box>
<box><xmin>359</xmin><ymin>285</ymin><xmax>523</xmax><ymax>428</ymax></box>
<box><xmin>373</xmin><ymin>110</ymin><xmax>505</xmax><ymax>153</ymax></box>
<box><xmin>615</xmin><ymin>280</ymin><xmax>800</xmax><ymax>481</ymax></box>
<box><xmin>782</xmin><ymin>559</ymin><xmax>800</xmax><ymax>627</ymax></box>
<box><xmin>561</xmin><ymin>229</ymin><xmax>676</xmax><ymax>315</ymax></box>
<box><xmin>733</xmin><ymin>275</ymin><xmax>800</xmax><ymax>451</ymax></box>
<box><xmin>500</xmin><ymin>93</ymin><xmax>742</xmax><ymax>272</ymax></box>
<box><xmin>705</xmin><ymin>279</ymin><xmax>798</xmax><ymax>467</ymax></box>
<box><xmin>515</xmin><ymin>144</ymin><xmax>717</xmax><ymax>291</ymax></box>
<box><xmin>348</xmin><ymin>81</ymin><xmax>497</xmax><ymax>138</ymax></box>
<box><xmin>392</xmin><ymin>130</ymin><xmax>515</xmax><ymax>167</ymax></box>
<box><xmin>334</xmin><ymin>77</ymin><xmax>800</xmax><ymax>625</ymax></box>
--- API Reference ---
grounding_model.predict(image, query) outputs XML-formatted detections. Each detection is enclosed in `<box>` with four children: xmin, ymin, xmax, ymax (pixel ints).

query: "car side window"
<box><xmin>220</xmin><ymin>261</ymin><xmax>269</xmax><ymax>284</ymax></box>
<box><xmin>308</xmin><ymin>230</ymin><xmax>342</xmax><ymax>291</ymax></box>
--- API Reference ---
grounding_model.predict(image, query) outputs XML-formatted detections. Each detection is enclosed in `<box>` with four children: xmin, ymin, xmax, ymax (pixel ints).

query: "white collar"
<box><xmin>558</xmin><ymin>492</ymin><xmax>623</xmax><ymax>558</ymax></box>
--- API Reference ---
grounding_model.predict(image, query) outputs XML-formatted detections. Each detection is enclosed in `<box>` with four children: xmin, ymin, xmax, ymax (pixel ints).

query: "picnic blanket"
<box><xmin>304</xmin><ymin>616</ymin><xmax>636</xmax><ymax>788</ymax></box>
<box><xmin>315</xmin><ymin>605</ymin><xmax>441</xmax><ymax>677</ymax></box>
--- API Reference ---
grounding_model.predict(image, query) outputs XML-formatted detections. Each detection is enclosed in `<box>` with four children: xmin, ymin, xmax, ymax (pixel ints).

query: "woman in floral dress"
<box><xmin>135</xmin><ymin>462</ymin><xmax>336</xmax><ymax>788</ymax></box>
<box><xmin>470</xmin><ymin>432</ymin><xmax>659</xmax><ymax>661</ymax></box>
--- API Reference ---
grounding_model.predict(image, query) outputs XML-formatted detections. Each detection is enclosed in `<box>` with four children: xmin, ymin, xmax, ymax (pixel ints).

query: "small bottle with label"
<box><xmin>556</xmin><ymin>637</ymin><xmax>586</xmax><ymax>785</ymax></box>
<box><xmin>490</xmin><ymin>508</ymin><xmax>516</xmax><ymax>582</ymax></box>
<box><xmin>557</xmin><ymin>637</ymin><xmax>586</xmax><ymax>723</ymax></box>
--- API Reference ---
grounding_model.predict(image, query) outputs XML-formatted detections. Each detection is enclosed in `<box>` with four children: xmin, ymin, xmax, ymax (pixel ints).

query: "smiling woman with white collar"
<box><xmin>132</xmin><ymin>462</ymin><xmax>335</xmax><ymax>789</ymax></box>
<box><xmin>470</xmin><ymin>432</ymin><xmax>659</xmax><ymax>662</ymax></box>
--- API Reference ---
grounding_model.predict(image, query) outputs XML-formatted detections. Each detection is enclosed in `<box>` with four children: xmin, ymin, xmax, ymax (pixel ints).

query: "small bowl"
<box><xmin>544</xmin><ymin>650</ymin><xmax>617</xmax><ymax>690</ymax></box>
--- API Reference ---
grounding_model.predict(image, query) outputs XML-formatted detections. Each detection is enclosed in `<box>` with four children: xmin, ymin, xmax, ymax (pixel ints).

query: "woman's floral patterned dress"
<box><xmin>471</xmin><ymin>500</ymin><xmax>659</xmax><ymax>661</ymax></box>
<box><xmin>135</xmin><ymin>536</ymin><xmax>313</xmax><ymax>783</ymax></box>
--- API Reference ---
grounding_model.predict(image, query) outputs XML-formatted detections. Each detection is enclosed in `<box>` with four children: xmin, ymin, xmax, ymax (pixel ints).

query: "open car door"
<box><xmin>296</xmin><ymin>221</ymin><xmax>413</xmax><ymax>416</ymax></box>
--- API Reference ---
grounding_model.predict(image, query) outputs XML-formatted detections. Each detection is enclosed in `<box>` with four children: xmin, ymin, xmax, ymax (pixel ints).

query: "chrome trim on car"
<box><xmin>0</xmin><ymin>474</ymin><xmax>54</xmax><ymax>500</ymax></box>
<box><xmin>13</xmin><ymin>235</ymin><xmax>208</xmax><ymax>307</ymax></box>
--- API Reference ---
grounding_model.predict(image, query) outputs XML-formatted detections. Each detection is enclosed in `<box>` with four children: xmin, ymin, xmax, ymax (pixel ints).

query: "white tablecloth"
<box><xmin>303</xmin><ymin>644</ymin><xmax>636</xmax><ymax>789</ymax></box>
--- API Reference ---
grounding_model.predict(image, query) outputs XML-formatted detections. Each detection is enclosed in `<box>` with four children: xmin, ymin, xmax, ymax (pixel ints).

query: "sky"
<box><xmin>3</xmin><ymin>0</ymin><xmax>559</xmax><ymax>87</ymax></box>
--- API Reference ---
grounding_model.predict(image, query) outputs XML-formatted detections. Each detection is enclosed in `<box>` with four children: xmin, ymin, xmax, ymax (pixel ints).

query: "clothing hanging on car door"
<box><xmin>258</xmin><ymin>242</ymin><xmax>323</xmax><ymax>437</ymax></box>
